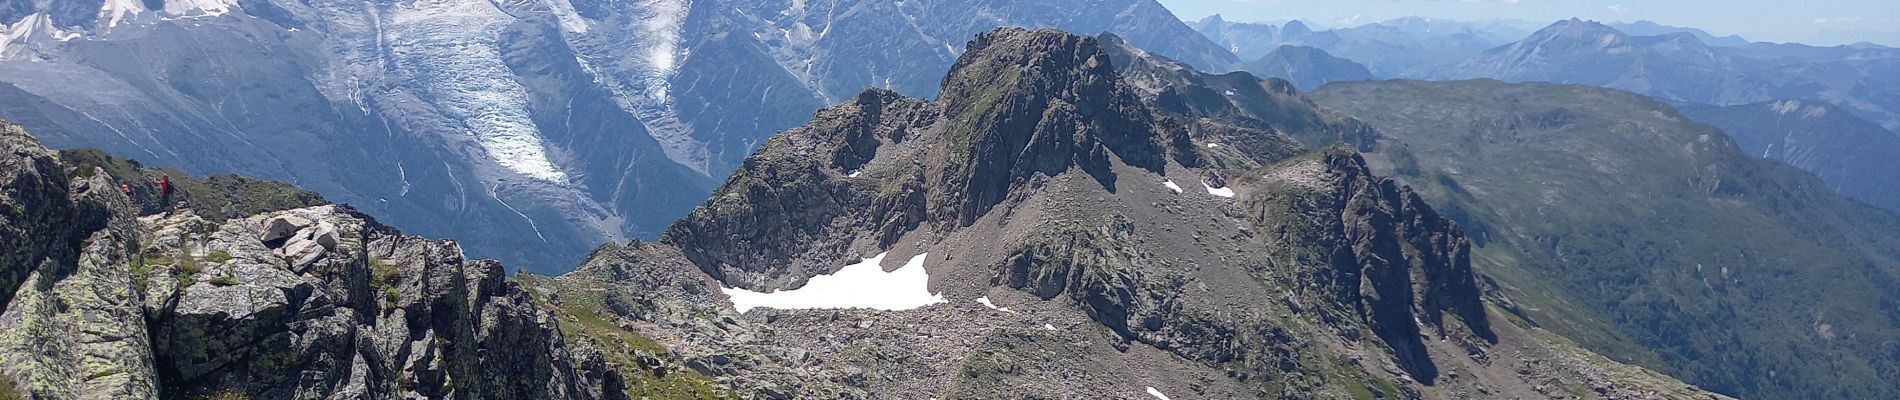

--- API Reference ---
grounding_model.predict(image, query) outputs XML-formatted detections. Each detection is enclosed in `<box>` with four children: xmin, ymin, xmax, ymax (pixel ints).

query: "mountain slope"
<box><xmin>1314</xmin><ymin>79</ymin><xmax>1900</xmax><ymax>400</ymax></box>
<box><xmin>1455</xmin><ymin>18</ymin><xmax>1900</xmax><ymax>132</ymax></box>
<box><xmin>1243</xmin><ymin>45</ymin><xmax>1376</xmax><ymax>91</ymax></box>
<box><xmin>0</xmin><ymin>0</ymin><xmax>1236</xmax><ymax>273</ymax></box>
<box><xmin>1</xmin><ymin>29</ymin><xmax>1732</xmax><ymax>399</ymax></box>
<box><xmin>544</xmin><ymin>28</ymin><xmax>1727</xmax><ymax>399</ymax></box>
<box><xmin>1679</xmin><ymin>100</ymin><xmax>1900</xmax><ymax>213</ymax></box>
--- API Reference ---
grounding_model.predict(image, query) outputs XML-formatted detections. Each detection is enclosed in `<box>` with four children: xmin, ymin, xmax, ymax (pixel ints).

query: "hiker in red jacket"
<box><xmin>156</xmin><ymin>175</ymin><xmax>174</xmax><ymax>212</ymax></box>
<box><xmin>119</xmin><ymin>182</ymin><xmax>131</xmax><ymax>197</ymax></box>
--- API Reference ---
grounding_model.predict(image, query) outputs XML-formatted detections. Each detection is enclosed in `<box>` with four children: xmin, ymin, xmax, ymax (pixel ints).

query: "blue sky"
<box><xmin>1157</xmin><ymin>0</ymin><xmax>1900</xmax><ymax>46</ymax></box>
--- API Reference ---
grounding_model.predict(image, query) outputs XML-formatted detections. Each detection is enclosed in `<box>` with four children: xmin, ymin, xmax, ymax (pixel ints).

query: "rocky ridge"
<box><xmin>0</xmin><ymin>123</ymin><xmax>625</xmax><ymax>399</ymax></box>
<box><xmin>536</xmin><ymin>28</ymin><xmax>1731</xmax><ymax>399</ymax></box>
<box><xmin>1</xmin><ymin>28</ymin><xmax>1733</xmax><ymax>400</ymax></box>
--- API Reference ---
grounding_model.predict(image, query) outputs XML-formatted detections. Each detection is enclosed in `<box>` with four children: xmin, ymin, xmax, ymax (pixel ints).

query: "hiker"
<box><xmin>156</xmin><ymin>175</ymin><xmax>174</xmax><ymax>212</ymax></box>
<box><xmin>119</xmin><ymin>182</ymin><xmax>131</xmax><ymax>198</ymax></box>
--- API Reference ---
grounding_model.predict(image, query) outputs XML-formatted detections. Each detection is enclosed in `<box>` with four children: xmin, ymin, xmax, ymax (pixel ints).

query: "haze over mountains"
<box><xmin>3</xmin><ymin>1</ymin><xmax>1900</xmax><ymax>399</ymax></box>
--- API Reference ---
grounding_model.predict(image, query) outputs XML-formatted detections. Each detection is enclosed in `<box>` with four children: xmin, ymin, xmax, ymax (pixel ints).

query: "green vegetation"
<box><xmin>0</xmin><ymin>374</ymin><xmax>24</xmax><ymax>400</ymax></box>
<box><xmin>516</xmin><ymin>276</ymin><xmax>728</xmax><ymax>399</ymax></box>
<box><xmin>130</xmin><ymin>255</ymin><xmax>154</xmax><ymax>293</ymax></box>
<box><xmin>369</xmin><ymin>257</ymin><xmax>401</xmax><ymax>307</ymax></box>
<box><xmin>59</xmin><ymin>148</ymin><xmax>327</xmax><ymax>222</ymax></box>
<box><xmin>194</xmin><ymin>390</ymin><xmax>249</xmax><ymax>400</ymax></box>
<box><xmin>209</xmin><ymin>276</ymin><xmax>239</xmax><ymax>287</ymax></box>
<box><xmin>944</xmin><ymin>65</ymin><xmax>1024</xmax><ymax>151</ymax></box>
<box><xmin>206</xmin><ymin>251</ymin><xmax>232</xmax><ymax>264</ymax></box>
<box><xmin>1313</xmin><ymin>79</ymin><xmax>1900</xmax><ymax>400</ymax></box>
<box><xmin>176</xmin><ymin>246</ymin><xmax>202</xmax><ymax>286</ymax></box>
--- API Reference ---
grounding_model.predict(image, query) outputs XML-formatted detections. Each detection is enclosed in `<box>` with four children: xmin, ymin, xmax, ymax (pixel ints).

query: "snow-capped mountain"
<box><xmin>0</xmin><ymin>0</ymin><xmax>1234</xmax><ymax>272</ymax></box>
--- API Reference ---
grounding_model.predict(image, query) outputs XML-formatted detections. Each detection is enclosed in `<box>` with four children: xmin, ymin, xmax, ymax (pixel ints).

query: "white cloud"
<box><xmin>1606</xmin><ymin>4</ymin><xmax>1630</xmax><ymax>14</ymax></box>
<box><xmin>1814</xmin><ymin>16</ymin><xmax>1864</xmax><ymax>25</ymax></box>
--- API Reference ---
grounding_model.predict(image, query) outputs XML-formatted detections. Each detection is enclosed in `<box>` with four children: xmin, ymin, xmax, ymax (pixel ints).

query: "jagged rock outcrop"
<box><xmin>552</xmin><ymin>28</ymin><xmax>1732</xmax><ymax>400</ymax></box>
<box><xmin>0</xmin><ymin>123</ymin><xmax>157</xmax><ymax>399</ymax></box>
<box><xmin>934</xmin><ymin>30</ymin><xmax>1173</xmax><ymax>225</ymax></box>
<box><xmin>142</xmin><ymin>206</ymin><xmax>612</xmax><ymax>399</ymax></box>
<box><xmin>0</xmin><ymin>123</ymin><xmax>620</xmax><ymax>399</ymax></box>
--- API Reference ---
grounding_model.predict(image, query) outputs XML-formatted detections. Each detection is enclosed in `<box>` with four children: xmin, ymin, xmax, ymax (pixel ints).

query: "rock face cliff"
<box><xmin>2</xmin><ymin>29</ymin><xmax>1731</xmax><ymax>400</ymax></box>
<box><xmin>0</xmin><ymin>123</ymin><xmax>620</xmax><ymax>399</ymax></box>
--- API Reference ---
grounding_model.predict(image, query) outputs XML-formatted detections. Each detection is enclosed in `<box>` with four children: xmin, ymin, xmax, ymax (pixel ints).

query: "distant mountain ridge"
<box><xmin>1454</xmin><ymin>18</ymin><xmax>1900</xmax><ymax>132</ymax></box>
<box><xmin>1242</xmin><ymin>45</ymin><xmax>1375</xmax><ymax>91</ymax></box>
<box><xmin>1608</xmin><ymin>20</ymin><xmax>1750</xmax><ymax>47</ymax></box>
<box><xmin>1191</xmin><ymin>15</ymin><xmax>1535</xmax><ymax>78</ymax></box>
<box><xmin>1679</xmin><ymin>99</ymin><xmax>1900</xmax><ymax>213</ymax></box>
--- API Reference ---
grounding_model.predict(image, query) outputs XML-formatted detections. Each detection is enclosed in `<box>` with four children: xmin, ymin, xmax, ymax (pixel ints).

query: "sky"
<box><xmin>1157</xmin><ymin>0</ymin><xmax>1900</xmax><ymax>46</ymax></box>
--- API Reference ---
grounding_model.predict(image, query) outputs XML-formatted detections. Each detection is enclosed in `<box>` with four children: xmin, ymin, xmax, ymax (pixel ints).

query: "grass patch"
<box><xmin>209</xmin><ymin>276</ymin><xmax>239</xmax><ymax>287</ymax></box>
<box><xmin>205</xmin><ymin>251</ymin><xmax>232</xmax><ymax>264</ymax></box>
<box><xmin>0</xmin><ymin>374</ymin><xmax>24</xmax><ymax>400</ymax></box>
<box><xmin>370</xmin><ymin>257</ymin><xmax>401</xmax><ymax>307</ymax></box>
<box><xmin>57</xmin><ymin>148</ymin><xmax>327</xmax><ymax>221</ymax></box>
<box><xmin>175</xmin><ymin>248</ymin><xmax>202</xmax><ymax>288</ymax></box>
<box><xmin>517</xmin><ymin>277</ymin><xmax>728</xmax><ymax>399</ymax></box>
<box><xmin>194</xmin><ymin>390</ymin><xmax>249</xmax><ymax>400</ymax></box>
<box><xmin>130</xmin><ymin>256</ymin><xmax>153</xmax><ymax>293</ymax></box>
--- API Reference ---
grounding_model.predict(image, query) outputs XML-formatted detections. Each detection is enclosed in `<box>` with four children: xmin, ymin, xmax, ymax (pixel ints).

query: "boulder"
<box><xmin>258</xmin><ymin>215</ymin><xmax>313</xmax><ymax>244</ymax></box>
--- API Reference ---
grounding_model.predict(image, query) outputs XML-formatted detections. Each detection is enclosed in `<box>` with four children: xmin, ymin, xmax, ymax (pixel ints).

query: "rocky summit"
<box><xmin>0</xmin><ymin>29</ymin><xmax>1731</xmax><ymax>399</ymax></box>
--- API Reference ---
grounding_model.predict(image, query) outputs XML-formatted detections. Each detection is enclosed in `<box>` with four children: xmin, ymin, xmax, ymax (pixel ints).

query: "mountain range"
<box><xmin>1453</xmin><ymin>18</ymin><xmax>1900</xmax><ymax>132</ymax></box>
<box><xmin>0</xmin><ymin>0</ymin><xmax>1236</xmax><ymax>273</ymax></box>
<box><xmin>2</xmin><ymin>1</ymin><xmax>1899</xmax><ymax>398</ymax></box>
<box><xmin>1241</xmin><ymin>45</ymin><xmax>1375</xmax><ymax>91</ymax></box>
<box><xmin>1190</xmin><ymin>16</ymin><xmax>1536</xmax><ymax>79</ymax></box>
<box><xmin>0</xmin><ymin>28</ymin><xmax>1737</xmax><ymax>400</ymax></box>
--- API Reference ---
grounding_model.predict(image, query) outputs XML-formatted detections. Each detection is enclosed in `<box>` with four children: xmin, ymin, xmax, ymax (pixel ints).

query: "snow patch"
<box><xmin>161</xmin><ymin>0</ymin><xmax>238</xmax><ymax>17</ymax></box>
<box><xmin>101</xmin><ymin>0</ymin><xmax>146</xmax><ymax>28</ymax></box>
<box><xmin>1205</xmin><ymin>142</ymin><xmax>1221</xmax><ymax>148</ymax></box>
<box><xmin>388</xmin><ymin>0</ymin><xmax>569</xmax><ymax>183</ymax></box>
<box><xmin>2</xmin><ymin>14</ymin><xmax>45</xmax><ymax>50</ymax></box>
<box><xmin>1</xmin><ymin>14</ymin><xmax>83</xmax><ymax>54</ymax></box>
<box><xmin>632</xmin><ymin>0</ymin><xmax>689</xmax><ymax>100</ymax></box>
<box><xmin>1042</xmin><ymin>323</ymin><xmax>1057</xmax><ymax>331</ymax></box>
<box><xmin>1204</xmin><ymin>182</ymin><xmax>1235</xmax><ymax>198</ymax></box>
<box><xmin>1162</xmin><ymin>180</ymin><xmax>1183</xmax><ymax>193</ymax></box>
<box><xmin>1802</xmin><ymin>104</ymin><xmax>1828</xmax><ymax>119</ymax></box>
<box><xmin>725</xmin><ymin>253</ymin><xmax>944</xmax><ymax>313</ymax></box>
<box><xmin>975</xmin><ymin>296</ymin><xmax>1015</xmax><ymax>313</ymax></box>
<box><xmin>847</xmin><ymin>169</ymin><xmax>862</xmax><ymax>177</ymax></box>
<box><xmin>1771</xmin><ymin>100</ymin><xmax>1802</xmax><ymax>115</ymax></box>
<box><xmin>541</xmin><ymin>0</ymin><xmax>591</xmax><ymax>33</ymax></box>
<box><xmin>1145</xmin><ymin>386</ymin><xmax>1172</xmax><ymax>400</ymax></box>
